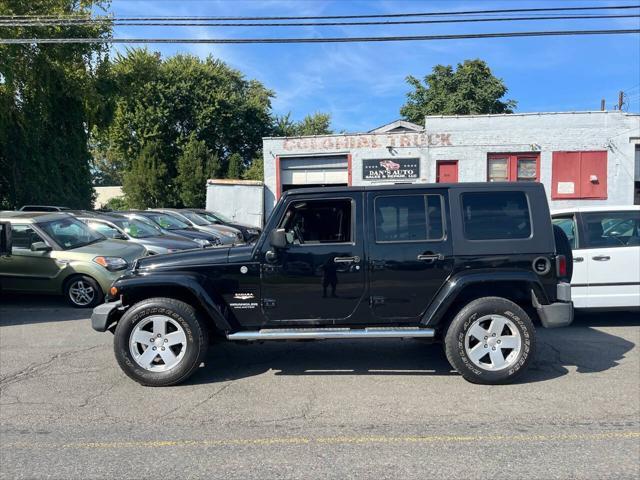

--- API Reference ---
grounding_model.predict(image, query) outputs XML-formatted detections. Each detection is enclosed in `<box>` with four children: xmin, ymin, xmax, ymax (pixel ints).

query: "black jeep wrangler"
<box><xmin>92</xmin><ymin>183</ymin><xmax>573</xmax><ymax>386</ymax></box>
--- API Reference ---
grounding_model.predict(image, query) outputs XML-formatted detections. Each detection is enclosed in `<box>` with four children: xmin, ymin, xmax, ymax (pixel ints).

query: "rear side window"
<box><xmin>462</xmin><ymin>192</ymin><xmax>531</xmax><ymax>240</ymax></box>
<box><xmin>375</xmin><ymin>194</ymin><xmax>444</xmax><ymax>242</ymax></box>
<box><xmin>552</xmin><ymin>216</ymin><xmax>578</xmax><ymax>249</ymax></box>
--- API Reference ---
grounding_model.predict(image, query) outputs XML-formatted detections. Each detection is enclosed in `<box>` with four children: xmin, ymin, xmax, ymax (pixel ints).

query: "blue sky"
<box><xmin>104</xmin><ymin>0</ymin><xmax>640</xmax><ymax>132</ymax></box>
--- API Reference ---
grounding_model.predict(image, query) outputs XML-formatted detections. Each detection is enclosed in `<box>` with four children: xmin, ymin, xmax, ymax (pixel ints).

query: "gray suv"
<box><xmin>77</xmin><ymin>212</ymin><xmax>202</xmax><ymax>255</ymax></box>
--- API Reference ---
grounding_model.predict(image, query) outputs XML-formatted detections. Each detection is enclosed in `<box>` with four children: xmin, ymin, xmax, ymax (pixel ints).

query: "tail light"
<box><xmin>557</xmin><ymin>255</ymin><xmax>567</xmax><ymax>277</ymax></box>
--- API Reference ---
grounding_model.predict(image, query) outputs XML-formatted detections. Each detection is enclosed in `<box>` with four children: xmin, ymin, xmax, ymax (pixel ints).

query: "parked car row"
<box><xmin>0</xmin><ymin>206</ymin><xmax>262</xmax><ymax>308</ymax></box>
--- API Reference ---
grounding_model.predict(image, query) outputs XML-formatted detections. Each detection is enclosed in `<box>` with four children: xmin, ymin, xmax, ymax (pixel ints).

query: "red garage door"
<box><xmin>552</xmin><ymin>151</ymin><xmax>607</xmax><ymax>199</ymax></box>
<box><xmin>436</xmin><ymin>160</ymin><xmax>458</xmax><ymax>183</ymax></box>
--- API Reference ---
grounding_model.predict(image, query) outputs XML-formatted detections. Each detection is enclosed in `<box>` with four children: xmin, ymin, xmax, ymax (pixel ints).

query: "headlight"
<box><xmin>93</xmin><ymin>256</ymin><xmax>128</xmax><ymax>271</ymax></box>
<box><xmin>193</xmin><ymin>238</ymin><xmax>211</xmax><ymax>247</ymax></box>
<box><xmin>247</xmin><ymin>229</ymin><xmax>259</xmax><ymax>235</ymax></box>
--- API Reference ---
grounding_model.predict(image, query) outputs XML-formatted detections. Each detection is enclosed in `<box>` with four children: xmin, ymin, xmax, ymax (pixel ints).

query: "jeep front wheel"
<box><xmin>113</xmin><ymin>297</ymin><xmax>208</xmax><ymax>386</ymax></box>
<box><xmin>444</xmin><ymin>297</ymin><xmax>535</xmax><ymax>385</ymax></box>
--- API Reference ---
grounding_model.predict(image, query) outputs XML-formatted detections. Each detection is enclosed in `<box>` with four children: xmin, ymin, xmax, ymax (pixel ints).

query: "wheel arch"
<box><xmin>112</xmin><ymin>273</ymin><xmax>234</xmax><ymax>335</ymax></box>
<box><xmin>421</xmin><ymin>270</ymin><xmax>548</xmax><ymax>329</ymax></box>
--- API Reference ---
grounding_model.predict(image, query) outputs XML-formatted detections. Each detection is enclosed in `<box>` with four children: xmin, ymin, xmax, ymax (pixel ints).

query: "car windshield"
<box><xmin>181</xmin><ymin>211</ymin><xmax>211</xmax><ymax>226</ymax></box>
<box><xmin>145</xmin><ymin>213</ymin><xmax>189</xmax><ymax>230</ymax></box>
<box><xmin>200</xmin><ymin>210</ymin><xmax>232</xmax><ymax>223</ymax></box>
<box><xmin>113</xmin><ymin>218</ymin><xmax>158</xmax><ymax>238</ymax></box>
<box><xmin>39</xmin><ymin>217</ymin><xmax>105</xmax><ymax>250</ymax></box>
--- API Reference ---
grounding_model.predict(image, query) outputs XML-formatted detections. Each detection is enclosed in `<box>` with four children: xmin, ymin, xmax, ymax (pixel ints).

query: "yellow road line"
<box><xmin>4</xmin><ymin>431</ymin><xmax>639</xmax><ymax>450</ymax></box>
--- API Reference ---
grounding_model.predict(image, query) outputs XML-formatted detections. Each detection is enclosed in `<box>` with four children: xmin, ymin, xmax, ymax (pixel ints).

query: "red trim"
<box><xmin>487</xmin><ymin>152</ymin><xmax>540</xmax><ymax>182</ymax></box>
<box><xmin>275</xmin><ymin>155</ymin><xmax>281</xmax><ymax>200</ymax></box>
<box><xmin>347</xmin><ymin>153</ymin><xmax>353</xmax><ymax>186</ymax></box>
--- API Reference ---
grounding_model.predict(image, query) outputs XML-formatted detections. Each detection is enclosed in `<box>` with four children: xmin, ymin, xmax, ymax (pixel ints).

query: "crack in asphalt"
<box><xmin>0</xmin><ymin>345</ymin><xmax>103</xmax><ymax>389</ymax></box>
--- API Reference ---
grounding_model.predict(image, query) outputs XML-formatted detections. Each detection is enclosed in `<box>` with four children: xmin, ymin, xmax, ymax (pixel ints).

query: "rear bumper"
<box><xmin>91</xmin><ymin>300</ymin><xmax>122</xmax><ymax>332</ymax></box>
<box><xmin>533</xmin><ymin>282</ymin><xmax>574</xmax><ymax>328</ymax></box>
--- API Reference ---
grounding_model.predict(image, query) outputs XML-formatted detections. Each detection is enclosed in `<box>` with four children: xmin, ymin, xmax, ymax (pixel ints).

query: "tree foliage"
<box><xmin>93</xmin><ymin>49</ymin><xmax>274</xmax><ymax>207</ymax></box>
<box><xmin>176</xmin><ymin>135</ymin><xmax>219</xmax><ymax>207</ymax></box>
<box><xmin>122</xmin><ymin>141</ymin><xmax>170</xmax><ymax>209</ymax></box>
<box><xmin>274</xmin><ymin>112</ymin><xmax>333</xmax><ymax>136</ymax></box>
<box><xmin>0</xmin><ymin>0</ymin><xmax>112</xmax><ymax>209</ymax></box>
<box><xmin>226</xmin><ymin>153</ymin><xmax>244</xmax><ymax>179</ymax></box>
<box><xmin>400</xmin><ymin>59</ymin><xmax>516</xmax><ymax>123</ymax></box>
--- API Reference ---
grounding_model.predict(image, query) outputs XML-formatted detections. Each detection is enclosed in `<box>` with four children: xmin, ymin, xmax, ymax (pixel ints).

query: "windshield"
<box><xmin>200</xmin><ymin>210</ymin><xmax>232</xmax><ymax>224</ymax></box>
<box><xmin>181</xmin><ymin>211</ymin><xmax>211</xmax><ymax>226</ymax></box>
<box><xmin>39</xmin><ymin>217</ymin><xmax>104</xmax><ymax>250</ymax></box>
<box><xmin>113</xmin><ymin>218</ymin><xmax>159</xmax><ymax>238</ymax></box>
<box><xmin>145</xmin><ymin>213</ymin><xmax>189</xmax><ymax>230</ymax></box>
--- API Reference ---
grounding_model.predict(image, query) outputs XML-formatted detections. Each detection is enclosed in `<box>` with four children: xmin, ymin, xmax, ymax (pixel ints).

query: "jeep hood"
<box><xmin>135</xmin><ymin>244</ymin><xmax>254</xmax><ymax>271</ymax></box>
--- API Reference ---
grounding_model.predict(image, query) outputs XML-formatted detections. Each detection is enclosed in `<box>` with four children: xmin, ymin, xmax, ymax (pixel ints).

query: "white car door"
<box><xmin>552</xmin><ymin>215</ymin><xmax>589</xmax><ymax>308</ymax></box>
<box><xmin>579</xmin><ymin>211</ymin><xmax>640</xmax><ymax>309</ymax></box>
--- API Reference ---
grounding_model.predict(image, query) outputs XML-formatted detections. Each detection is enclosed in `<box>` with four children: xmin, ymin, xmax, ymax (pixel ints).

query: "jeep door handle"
<box><xmin>417</xmin><ymin>254</ymin><xmax>444</xmax><ymax>262</ymax></box>
<box><xmin>592</xmin><ymin>255</ymin><xmax>610</xmax><ymax>261</ymax></box>
<box><xmin>574</xmin><ymin>257</ymin><xmax>584</xmax><ymax>262</ymax></box>
<box><xmin>334</xmin><ymin>256</ymin><xmax>360</xmax><ymax>264</ymax></box>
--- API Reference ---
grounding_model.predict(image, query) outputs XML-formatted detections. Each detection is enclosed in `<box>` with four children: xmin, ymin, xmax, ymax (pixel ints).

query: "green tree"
<box><xmin>0</xmin><ymin>0</ymin><xmax>111</xmax><ymax>209</ymax></box>
<box><xmin>122</xmin><ymin>141</ymin><xmax>170</xmax><ymax>209</ymax></box>
<box><xmin>400</xmin><ymin>59</ymin><xmax>516</xmax><ymax>123</ymax></box>
<box><xmin>243</xmin><ymin>157</ymin><xmax>264</xmax><ymax>181</ymax></box>
<box><xmin>274</xmin><ymin>112</ymin><xmax>333</xmax><ymax>136</ymax></box>
<box><xmin>93</xmin><ymin>49</ymin><xmax>274</xmax><ymax>203</ymax></box>
<box><xmin>176</xmin><ymin>135</ymin><xmax>219</xmax><ymax>207</ymax></box>
<box><xmin>226</xmin><ymin>153</ymin><xmax>244</xmax><ymax>179</ymax></box>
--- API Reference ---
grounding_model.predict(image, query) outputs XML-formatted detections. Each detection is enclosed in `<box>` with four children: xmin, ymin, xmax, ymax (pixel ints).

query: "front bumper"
<box><xmin>91</xmin><ymin>300</ymin><xmax>122</xmax><ymax>332</ymax></box>
<box><xmin>532</xmin><ymin>282</ymin><xmax>574</xmax><ymax>328</ymax></box>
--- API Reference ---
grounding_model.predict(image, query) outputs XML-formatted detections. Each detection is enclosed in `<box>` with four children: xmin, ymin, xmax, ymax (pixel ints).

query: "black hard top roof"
<box><xmin>282</xmin><ymin>182</ymin><xmax>544</xmax><ymax>197</ymax></box>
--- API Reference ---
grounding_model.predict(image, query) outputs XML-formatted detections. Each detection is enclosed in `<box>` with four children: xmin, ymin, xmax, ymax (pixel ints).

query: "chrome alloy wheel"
<box><xmin>68</xmin><ymin>280</ymin><xmax>95</xmax><ymax>306</ymax></box>
<box><xmin>129</xmin><ymin>316</ymin><xmax>187</xmax><ymax>372</ymax></box>
<box><xmin>464</xmin><ymin>314</ymin><xmax>522</xmax><ymax>371</ymax></box>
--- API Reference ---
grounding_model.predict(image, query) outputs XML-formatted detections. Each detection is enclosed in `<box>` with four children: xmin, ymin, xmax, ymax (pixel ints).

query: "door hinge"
<box><xmin>370</xmin><ymin>296</ymin><xmax>385</xmax><ymax>306</ymax></box>
<box><xmin>262</xmin><ymin>298</ymin><xmax>277</xmax><ymax>308</ymax></box>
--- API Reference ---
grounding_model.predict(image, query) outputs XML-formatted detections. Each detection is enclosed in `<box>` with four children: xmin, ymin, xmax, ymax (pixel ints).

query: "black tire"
<box><xmin>63</xmin><ymin>275</ymin><xmax>104</xmax><ymax>308</ymax></box>
<box><xmin>113</xmin><ymin>297</ymin><xmax>208</xmax><ymax>387</ymax></box>
<box><xmin>444</xmin><ymin>297</ymin><xmax>536</xmax><ymax>385</ymax></box>
<box><xmin>553</xmin><ymin>224</ymin><xmax>573</xmax><ymax>282</ymax></box>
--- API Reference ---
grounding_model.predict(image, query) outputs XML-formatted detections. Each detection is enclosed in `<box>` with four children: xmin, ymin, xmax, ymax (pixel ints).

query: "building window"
<box><xmin>487</xmin><ymin>153</ymin><xmax>539</xmax><ymax>182</ymax></box>
<box><xmin>551</xmin><ymin>151</ymin><xmax>607</xmax><ymax>199</ymax></box>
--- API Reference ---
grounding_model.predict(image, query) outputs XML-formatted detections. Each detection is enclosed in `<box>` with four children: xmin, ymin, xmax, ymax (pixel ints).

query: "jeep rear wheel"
<box><xmin>113</xmin><ymin>297</ymin><xmax>208</xmax><ymax>386</ymax></box>
<box><xmin>444</xmin><ymin>297</ymin><xmax>535</xmax><ymax>385</ymax></box>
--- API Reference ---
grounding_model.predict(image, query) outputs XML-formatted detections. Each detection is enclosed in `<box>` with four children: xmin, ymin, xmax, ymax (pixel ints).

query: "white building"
<box><xmin>262</xmin><ymin>111</ymin><xmax>640</xmax><ymax>218</ymax></box>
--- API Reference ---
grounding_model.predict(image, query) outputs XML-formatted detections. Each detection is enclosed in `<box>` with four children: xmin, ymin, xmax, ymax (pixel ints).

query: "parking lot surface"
<box><xmin>0</xmin><ymin>295</ymin><xmax>639</xmax><ymax>479</ymax></box>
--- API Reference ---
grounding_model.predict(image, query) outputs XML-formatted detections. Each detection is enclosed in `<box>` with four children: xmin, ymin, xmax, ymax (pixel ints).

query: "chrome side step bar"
<box><xmin>227</xmin><ymin>327</ymin><xmax>435</xmax><ymax>341</ymax></box>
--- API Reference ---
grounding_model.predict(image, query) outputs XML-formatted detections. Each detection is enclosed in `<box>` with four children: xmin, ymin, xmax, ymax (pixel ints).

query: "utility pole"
<box><xmin>601</xmin><ymin>98</ymin><xmax>605</xmax><ymax>111</ymax></box>
<box><xmin>618</xmin><ymin>91</ymin><xmax>624</xmax><ymax>110</ymax></box>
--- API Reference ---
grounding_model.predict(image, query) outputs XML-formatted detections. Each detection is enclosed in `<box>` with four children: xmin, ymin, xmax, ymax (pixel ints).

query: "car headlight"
<box><xmin>247</xmin><ymin>229</ymin><xmax>259</xmax><ymax>235</ymax></box>
<box><xmin>93</xmin><ymin>256</ymin><xmax>128</xmax><ymax>271</ymax></box>
<box><xmin>193</xmin><ymin>238</ymin><xmax>211</xmax><ymax>247</ymax></box>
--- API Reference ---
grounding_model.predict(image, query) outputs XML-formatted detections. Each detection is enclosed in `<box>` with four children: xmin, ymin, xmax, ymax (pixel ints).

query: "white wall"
<box><xmin>206</xmin><ymin>181</ymin><xmax>264</xmax><ymax>227</ymax></box>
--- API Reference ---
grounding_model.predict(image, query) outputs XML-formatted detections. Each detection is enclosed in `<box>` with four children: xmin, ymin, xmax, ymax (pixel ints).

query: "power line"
<box><xmin>1</xmin><ymin>13</ymin><xmax>638</xmax><ymax>27</ymax></box>
<box><xmin>1</xmin><ymin>28</ymin><xmax>638</xmax><ymax>44</ymax></box>
<box><xmin>1</xmin><ymin>4</ymin><xmax>638</xmax><ymax>22</ymax></box>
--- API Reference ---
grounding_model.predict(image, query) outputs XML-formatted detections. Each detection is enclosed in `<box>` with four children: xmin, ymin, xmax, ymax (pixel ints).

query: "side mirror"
<box><xmin>0</xmin><ymin>222</ymin><xmax>12</xmax><ymax>256</ymax></box>
<box><xmin>30</xmin><ymin>241</ymin><xmax>52</xmax><ymax>252</ymax></box>
<box><xmin>270</xmin><ymin>228</ymin><xmax>288</xmax><ymax>249</ymax></box>
<box><xmin>115</xmin><ymin>233</ymin><xmax>128</xmax><ymax>240</ymax></box>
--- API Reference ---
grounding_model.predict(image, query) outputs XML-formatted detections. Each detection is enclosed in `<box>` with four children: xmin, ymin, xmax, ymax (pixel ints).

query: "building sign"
<box><xmin>282</xmin><ymin>132</ymin><xmax>452</xmax><ymax>151</ymax></box>
<box><xmin>363</xmin><ymin>158</ymin><xmax>420</xmax><ymax>181</ymax></box>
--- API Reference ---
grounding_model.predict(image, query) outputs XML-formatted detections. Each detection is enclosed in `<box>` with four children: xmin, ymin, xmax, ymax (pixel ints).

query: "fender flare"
<box><xmin>112</xmin><ymin>272</ymin><xmax>233</xmax><ymax>333</ymax></box>
<box><xmin>420</xmin><ymin>270</ymin><xmax>549</xmax><ymax>327</ymax></box>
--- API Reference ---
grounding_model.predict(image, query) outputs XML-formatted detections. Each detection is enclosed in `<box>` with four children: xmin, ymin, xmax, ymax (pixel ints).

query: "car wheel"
<box><xmin>444</xmin><ymin>297</ymin><xmax>536</xmax><ymax>385</ymax></box>
<box><xmin>113</xmin><ymin>297</ymin><xmax>208</xmax><ymax>387</ymax></box>
<box><xmin>64</xmin><ymin>275</ymin><xmax>103</xmax><ymax>308</ymax></box>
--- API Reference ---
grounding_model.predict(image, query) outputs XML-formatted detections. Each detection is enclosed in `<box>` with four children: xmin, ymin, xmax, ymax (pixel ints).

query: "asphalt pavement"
<box><xmin>0</xmin><ymin>294</ymin><xmax>639</xmax><ymax>479</ymax></box>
